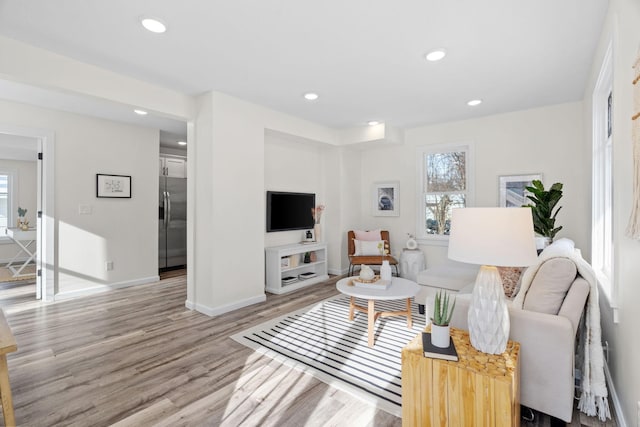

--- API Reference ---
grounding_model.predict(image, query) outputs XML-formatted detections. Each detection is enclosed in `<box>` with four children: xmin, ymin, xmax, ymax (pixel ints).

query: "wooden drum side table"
<box><xmin>401</xmin><ymin>327</ymin><xmax>520</xmax><ymax>427</ymax></box>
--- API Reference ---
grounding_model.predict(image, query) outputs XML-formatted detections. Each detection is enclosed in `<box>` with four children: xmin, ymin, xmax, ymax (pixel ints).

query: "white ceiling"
<box><xmin>0</xmin><ymin>0</ymin><xmax>608</xmax><ymax>132</ymax></box>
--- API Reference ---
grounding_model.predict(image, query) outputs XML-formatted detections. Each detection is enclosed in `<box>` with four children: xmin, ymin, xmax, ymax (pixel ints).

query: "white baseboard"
<box><xmin>55</xmin><ymin>275</ymin><xmax>160</xmax><ymax>300</ymax></box>
<box><xmin>185</xmin><ymin>293</ymin><xmax>266</xmax><ymax>317</ymax></box>
<box><xmin>328</xmin><ymin>267</ymin><xmax>348</xmax><ymax>276</ymax></box>
<box><xmin>604</xmin><ymin>360</ymin><xmax>627</xmax><ymax>427</ymax></box>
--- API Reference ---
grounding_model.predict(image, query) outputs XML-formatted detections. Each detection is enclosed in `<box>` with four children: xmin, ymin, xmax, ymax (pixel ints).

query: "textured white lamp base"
<box><xmin>467</xmin><ymin>265</ymin><xmax>510</xmax><ymax>354</ymax></box>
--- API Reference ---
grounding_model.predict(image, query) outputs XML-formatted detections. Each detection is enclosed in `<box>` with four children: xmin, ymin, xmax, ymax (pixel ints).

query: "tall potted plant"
<box><xmin>431</xmin><ymin>290</ymin><xmax>455</xmax><ymax>348</ymax></box>
<box><xmin>523</xmin><ymin>180</ymin><xmax>564</xmax><ymax>245</ymax></box>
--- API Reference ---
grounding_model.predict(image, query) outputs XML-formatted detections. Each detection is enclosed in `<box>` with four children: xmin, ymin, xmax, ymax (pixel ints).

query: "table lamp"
<box><xmin>448</xmin><ymin>207</ymin><xmax>538</xmax><ymax>354</ymax></box>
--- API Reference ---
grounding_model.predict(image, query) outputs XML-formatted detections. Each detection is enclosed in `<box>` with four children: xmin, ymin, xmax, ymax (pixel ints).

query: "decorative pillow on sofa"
<box><xmin>353</xmin><ymin>239</ymin><xmax>385</xmax><ymax>256</ymax></box>
<box><xmin>523</xmin><ymin>258</ymin><xmax>577</xmax><ymax>314</ymax></box>
<box><xmin>354</xmin><ymin>229</ymin><xmax>382</xmax><ymax>241</ymax></box>
<box><xmin>497</xmin><ymin>266</ymin><xmax>524</xmax><ymax>299</ymax></box>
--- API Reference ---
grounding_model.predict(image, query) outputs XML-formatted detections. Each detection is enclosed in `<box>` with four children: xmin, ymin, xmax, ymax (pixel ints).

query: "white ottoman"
<box><xmin>415</xmin><ymin>264</ymin><xmax>478</xmax><ymax>317</ymax></box>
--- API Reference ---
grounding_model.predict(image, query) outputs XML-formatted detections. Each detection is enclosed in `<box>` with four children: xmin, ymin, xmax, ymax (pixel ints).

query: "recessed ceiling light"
<box><xmin>178</xmin><ymin>141</ymin><xmax>187</xmax><ymax>146</ymax></box>
<box><xmin>303</xmin><ymin>92</ymin><xmax>319</xmax><ymax>101</ymax></box>
<box><xmin>467</xmin><ymin>99</ymin><xmax>483</xmax><ymax>106</ymax></box>
<box><xmin>425</xmin><ymin>49</ymin><xmax>447</xmax><ymax>62</ymax></box>
<box><xmin>367</xmin><ymin>121</ymin><xmax>380</xmax><ymax>126</ymax></box>
<box><xmin>141</xmin><ymin>17</ymin><xmax>167</xmax><ymax>33</ymax></box>
<box><xmin>134</xmin><ymin>109</ymin><xmax>148</xmax><ymax>115</ymax></box>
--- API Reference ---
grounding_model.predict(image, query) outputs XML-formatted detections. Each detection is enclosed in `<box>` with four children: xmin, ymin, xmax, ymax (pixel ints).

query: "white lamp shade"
<box><xmin>448</xmin><ymin>207</ymin><xmax>538</xmax><ymax>267</ymax></box>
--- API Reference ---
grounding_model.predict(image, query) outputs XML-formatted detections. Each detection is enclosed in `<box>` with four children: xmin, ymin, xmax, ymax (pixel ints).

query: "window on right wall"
<box><xmin>592</xmin><ymin>40</ymin><xmax>616</xmax><ymax>316</ymax></box>
<box><xmin>417</xmin><ymin>142</ymin><xmax>475</xmax><ymax>244</ymax></box>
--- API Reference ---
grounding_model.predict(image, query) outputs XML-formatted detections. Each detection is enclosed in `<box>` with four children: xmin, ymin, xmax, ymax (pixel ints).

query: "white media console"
<box><xmin>265</xmin><ymin>242</ymin><xmax>329</xmax><ymax>294</ymax></box>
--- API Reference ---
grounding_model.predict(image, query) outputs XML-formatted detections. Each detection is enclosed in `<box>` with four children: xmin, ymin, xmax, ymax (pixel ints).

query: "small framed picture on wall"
<box><xmin>96</xmin><ymin>174</ymin><xmax>132</xmax><ymax>198</ymax></box>
<box><xmin>372</xmin><ymin>181</ymin><xmax>400</xmax><ymax>216</ymax></box>
<box><xmin>498</xmin><ymin>174</ymin><xmax>541</xmax><ymax>207</ymax></box>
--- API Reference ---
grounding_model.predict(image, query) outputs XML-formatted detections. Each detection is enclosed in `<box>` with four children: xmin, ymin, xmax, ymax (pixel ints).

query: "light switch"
<box><xmin>79</xmin><ymin>204</ymin><xmax>92</xmax><ymax>215</ymax></box>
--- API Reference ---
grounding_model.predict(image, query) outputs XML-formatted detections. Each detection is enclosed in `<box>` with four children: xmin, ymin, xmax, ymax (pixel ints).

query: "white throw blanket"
<box><xmin>512</xmin><ymin>238</ymin><xmax>610</xmax><ymax>421</ymax></box>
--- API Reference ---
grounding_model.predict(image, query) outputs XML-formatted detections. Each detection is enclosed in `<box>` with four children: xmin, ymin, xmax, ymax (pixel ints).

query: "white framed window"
<box><xmin>416</xmin><ymin>142</ymin><xmax>475</xmax><ymax>244</ymax></box>
<box><xmin>592</xmin><ymin>40</ymin><xmax>616</xmax><ymax>315</ymax></box>
<box><xmin>0</xmin><ymin>170</ymin><xmax>17</xmax><ymax>241</ymax></box>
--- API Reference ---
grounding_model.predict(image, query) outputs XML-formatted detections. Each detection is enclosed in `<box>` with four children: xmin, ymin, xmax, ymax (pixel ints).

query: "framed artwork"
<box><xmin>96</xmin><ymin>174</ymin><xmax>132</xmax><ymax>198</ymax></box>
<box><xmin>499</xmin><ymin>174</ymin><xmax>541</xmax><ymax>207</ymax></box>
<box><xmin>372</xmin><ymin>181</ymin><xmax>400</xmax><ymax>216</ymax></box>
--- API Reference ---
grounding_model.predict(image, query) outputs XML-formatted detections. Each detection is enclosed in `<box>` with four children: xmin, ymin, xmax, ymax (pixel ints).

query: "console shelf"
<box><xmin>265</xmin><ymin>242</ymin><xmax>329</xmax><ymax>294</ymax></box>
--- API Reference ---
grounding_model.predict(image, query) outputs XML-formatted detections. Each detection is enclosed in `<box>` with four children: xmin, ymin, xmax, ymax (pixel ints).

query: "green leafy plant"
<box><xmin>432</xmin><ymin>290</ymin><xmax>456</xmax><ymax>326</ymax></box>
<box><xmin>523</xmin><ymin>180</ymin><xmax>564</xmax><ymax>239</ymax></box>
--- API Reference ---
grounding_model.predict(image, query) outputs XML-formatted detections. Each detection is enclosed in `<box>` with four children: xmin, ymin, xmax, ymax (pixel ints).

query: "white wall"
<box><xmin>190</xmin><ymin>93</ymin><xmax>214</xmax><ymax>309</ymax></box>
<box><xmin>357</xmin><ymin>102</ymin><xmax>588</xmax><ymax>268</ymax></box>
<box><xmin>0</xmin><ymin>159</ymin><xmax>37</xmax><ymax>262</ymax></box>
<box><xmin>188</xmin><ymin>91</ymin><xmax>345</xmax><ymax>315</ymax></box>
<box><xmin>188</xmin><ymin>91</ymin><xmax>268</xmax><ymax>315</ymax></box>
<box><xmin>261</xmin><ymin>103</ymin><xmax>589</xmax><ymax>275</ymax></box>
<box><xmin>264</xmin><ymin>131</ymin><xmax>326</xmax><ymax>247</ymax></box>
<box><xmin>263</xmin><ymin>131</ymin><xmax>362</xmax><ymax>275</ymax></box>
<box><xmin>0</xmin><ymin>99</ymin><xmax>159</xmax><ymax>295</ymax></box>
<box><xmin>585</xmin><ymin>1</ymin><xmax>640</xmax><ymax>425</ymax></box>
<box><xmin>328</xmin><ymin>146</ymin><xmax>362</xmax><ymax>273</ymax></box>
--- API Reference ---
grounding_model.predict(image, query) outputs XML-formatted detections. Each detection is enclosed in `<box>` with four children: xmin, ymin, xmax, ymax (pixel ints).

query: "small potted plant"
<box><xmin>431</xmin><ymin>290</ymin><xmax>456</xmax><ymax>348</ymax></box>
<box><xmin>17</xmin><ymin>207</ymin><xmax>29</xmax><ymax>230</ymax></box>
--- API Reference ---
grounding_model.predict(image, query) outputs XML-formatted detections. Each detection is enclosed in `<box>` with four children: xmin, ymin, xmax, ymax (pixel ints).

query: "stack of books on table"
<box><xmin>281</xmin><ymin>276</ymin><xmax>299</xmax><ymax>285</ymax></box>
<box><xmin>298</xmin><ymin>272</ymin><xmax>317</xmax><ymax>280</ymax></box>
<box><xmin>422</xmin><ymin>332</ymin><xmax>459</xmax><ymax>361</ymax></box>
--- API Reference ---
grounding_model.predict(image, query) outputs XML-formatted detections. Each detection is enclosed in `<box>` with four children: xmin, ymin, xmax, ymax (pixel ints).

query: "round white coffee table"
<box><xmin>336</xmin><ymin>277</ymin><xmax>420</xmax><ymax>347</ymax></box>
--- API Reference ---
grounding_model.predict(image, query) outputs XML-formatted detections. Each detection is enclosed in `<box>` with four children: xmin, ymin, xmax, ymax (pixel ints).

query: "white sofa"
<box><xmin>448</xmin><ymin>257</ymin><xmax>590</xmax><ymax>422</ymax></box>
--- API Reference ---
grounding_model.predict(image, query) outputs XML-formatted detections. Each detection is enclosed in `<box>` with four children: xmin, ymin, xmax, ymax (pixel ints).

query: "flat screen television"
<box><xmin>266</xmin><ymin>191</ymin><xmax>315</xmax><ymax>232</ymax></box>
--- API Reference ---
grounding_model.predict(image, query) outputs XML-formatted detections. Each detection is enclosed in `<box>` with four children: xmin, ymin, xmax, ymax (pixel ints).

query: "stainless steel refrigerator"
<box><xmin>159</xmin><ymin>176</ymin><xmax>187</xmax><ymax>270</ymax></box>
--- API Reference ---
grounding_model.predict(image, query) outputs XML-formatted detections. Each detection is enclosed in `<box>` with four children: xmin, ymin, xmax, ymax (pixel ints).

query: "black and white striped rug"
<box><xmin>231</xmin><ymin>295</ymin><xmax>426</xmax><ymax>417</ymax></box>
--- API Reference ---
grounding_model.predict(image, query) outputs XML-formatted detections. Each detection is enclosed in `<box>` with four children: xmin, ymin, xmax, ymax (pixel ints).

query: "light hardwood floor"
<box><xmin>0</xmin><ymin>272</ymin><xmax>617</xmax><ymax>426</ymax></box>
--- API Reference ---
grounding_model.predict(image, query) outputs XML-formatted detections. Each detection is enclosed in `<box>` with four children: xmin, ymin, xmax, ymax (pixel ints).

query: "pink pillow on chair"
<box><xmin>354</xmin><ymin>229</ymin><xmax>382</xmax><ymax>241</ymax></box>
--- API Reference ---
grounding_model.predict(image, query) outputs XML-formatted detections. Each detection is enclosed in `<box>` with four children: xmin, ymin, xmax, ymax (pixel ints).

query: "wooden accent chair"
<box><xmin>347</xmin><ymin>230</ymin><xmax>399</xmax><ymax>277</ymax></box>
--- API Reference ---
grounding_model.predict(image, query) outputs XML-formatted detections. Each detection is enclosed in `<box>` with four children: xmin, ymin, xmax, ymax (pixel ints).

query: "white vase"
<box><xmin>431</xmin><ymin>324</ymin><xmax>450</xmax><ymax>348</ymax></box>
<box><xmin>314</xmin><ymin>224</ymin><xmax>321</xmax><ymax>242</ymax></box>
<box><xmin>380</xmin><ymin>260</ymin><xmax>392</xmax><ymax>281</ymax></box>
<box><xmin>467</xmin><ymin>265</ymin><xmax>510</xmax><ymax>354</ymax></box>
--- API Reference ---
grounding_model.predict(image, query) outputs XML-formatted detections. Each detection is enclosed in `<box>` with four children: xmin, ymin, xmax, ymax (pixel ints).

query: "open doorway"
<box><xmin>0</xmin><ymin>133</ymin><xmax>38</xmax><ymax>307</ymax></box>
<box><xmin>0</xmin><ymin>125</ymin><xmax>54</xmax><ymax>304</ymax></box>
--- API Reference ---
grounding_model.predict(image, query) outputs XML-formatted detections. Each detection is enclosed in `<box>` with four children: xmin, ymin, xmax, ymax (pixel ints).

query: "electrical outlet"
<box><xmin>105</xmin><ymin>261</ymin><xmax>114</xmax><ymax>271</ymax></box>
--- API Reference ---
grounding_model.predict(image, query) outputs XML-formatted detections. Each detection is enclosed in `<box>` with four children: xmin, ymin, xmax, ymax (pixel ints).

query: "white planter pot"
<box><xmin>431</xmin><ymin>324</ymin><xmax>450</xmax><ymax>348</ymax></box>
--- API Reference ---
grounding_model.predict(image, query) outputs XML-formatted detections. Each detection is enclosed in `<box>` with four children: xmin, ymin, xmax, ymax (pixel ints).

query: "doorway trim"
<box><xmin>0</xmin><ymin>124</ymin><xmax>55</xmax><ymax>301</ymax></box>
